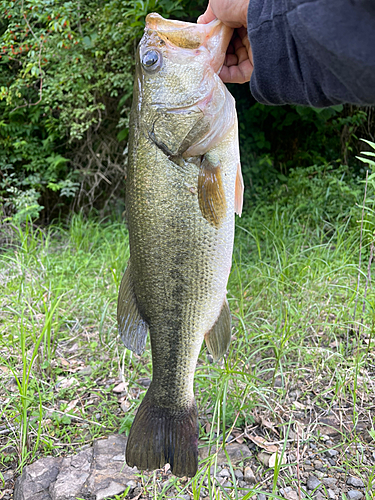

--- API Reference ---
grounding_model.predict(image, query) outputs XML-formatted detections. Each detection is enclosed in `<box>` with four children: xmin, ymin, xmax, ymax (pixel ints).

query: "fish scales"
<box><xmin>117</xmin><ymin>13</ymin><xmax>243</xmax><ymax>477</ymax></box>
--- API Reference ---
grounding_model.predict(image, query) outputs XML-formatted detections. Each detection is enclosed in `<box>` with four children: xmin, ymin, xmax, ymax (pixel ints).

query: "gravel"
<box><xmin>347</xmin><ymin>491</ymin><xmax>364</xmax><ymax>500</ymax></box>
<box><xmin>346</xmin><ymin>476</ymin><xmax>365</xmax><ymax>488</ymax></box>
<box><xmin>234</xmin><ymin>469</ymin><xmax>243</xmax><ymax>479</ymax></box>
<box><xmin>325</xmin><ymin>449</ymin><xmax>339</xmax><ymax>458</ymax></box>
<box><xmin>322</xmin><ymin>477</ymin><xmax>337</xmax><ymax>488</ymax></box>
<box><xmin>244</xmin><ymin>466</ymin><xmax>256</xmax><ymax>484</ymax></box>
<box><xmin>307</xmin><ymin>475</ymin><xmax>322</xmax><ymax>490</ymax></box>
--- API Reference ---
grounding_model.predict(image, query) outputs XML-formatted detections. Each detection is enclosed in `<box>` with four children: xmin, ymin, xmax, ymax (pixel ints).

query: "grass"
<box><xmin>1</xmin><ymin>163</ymin><xmax>375</xmax><ymax>498</ymax></box>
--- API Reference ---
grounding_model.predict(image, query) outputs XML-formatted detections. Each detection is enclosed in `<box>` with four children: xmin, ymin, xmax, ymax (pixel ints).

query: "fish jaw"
<box><xmin>145</xmin><ymin>13</ymin><xmax>233</xmax><ymax>73</ymax></box>
<box><xmin>138</xmin><ymin>14</ymin><xmax>238</xmax><ymax>160</ymax></box>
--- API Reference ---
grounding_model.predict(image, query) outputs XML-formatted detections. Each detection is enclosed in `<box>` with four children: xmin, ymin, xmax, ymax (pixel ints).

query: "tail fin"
<box><xmin>126</xmin><ymin>392</ymin><xmax>199</xmax><ymax>477</ymax></box>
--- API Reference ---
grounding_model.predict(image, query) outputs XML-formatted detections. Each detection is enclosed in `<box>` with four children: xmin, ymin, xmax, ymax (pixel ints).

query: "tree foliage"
<box><xmin>0</xmin><ymin>0</ymin><xmax>373</xmax><ymax>221</ymax></box>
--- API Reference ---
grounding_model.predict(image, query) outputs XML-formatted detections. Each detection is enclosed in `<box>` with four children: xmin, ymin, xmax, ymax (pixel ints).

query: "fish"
<box><xmin>117</xmin><ymin>12</ymin><xmax>244</xmax><ymax>478</ymax></box>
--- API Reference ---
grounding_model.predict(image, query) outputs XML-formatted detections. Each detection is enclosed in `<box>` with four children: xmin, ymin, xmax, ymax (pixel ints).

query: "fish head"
<box><xmin>134</xmin><ymin>13</ymin><xmax>234</xmax><ymax>157</ymax></box>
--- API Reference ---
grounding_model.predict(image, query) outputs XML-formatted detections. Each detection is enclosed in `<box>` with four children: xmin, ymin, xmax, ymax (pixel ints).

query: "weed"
<box><xmin>1</xmin><ymin>162</ymin><xmax>374</xmax><ymax>497</ymax></box>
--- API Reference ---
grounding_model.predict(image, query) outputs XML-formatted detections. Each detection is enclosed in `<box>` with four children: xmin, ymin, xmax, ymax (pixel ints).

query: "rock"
<box><xmin>347</xmin><ymin>476</ymin><xmax>365</xmax><ymax>488</ymax></box>
<box><xmin>199</xmin><ymin>442</ymin><xmax>251</xmax><ymax>464</ymax></box>
<box><xmin>257</xmin><ymin>495</ymin><xmax>267</xmax><ymax>500</ymax></box>
<box><xmin>126</xmin><ymin>479</ymin><xmax>136</xmax><ymax>490</ymax></box>
<box><xmin>137</xmin><ymin>377</ymin><xmax>151</xmax><ymax>387</ymax></box>
<box><xmin>280</xmin><ymin>487</ymin><xmax>299</xmax><ymax>500</ymax></box>
<box><xmin>112</xmin><ymin>381</ymin><xmax>126</xmax><ymax>393</ymax></box>
<box><xmin>314</xmin><ymin>493</ymin><xmax>325</xmax><ymax>500</ymax></box>
<box><xmin>316</xmin><ymin>416</ymin><xmax>341</xmax><ymax>437</ymax></box>
<box><xmin>119</xmin><ymin>400</ymin><xmax>130</xmax><ymax>413</ymax></box>
<box><xmin>234</xmin><ymin>469</ymin><xmax>243</xmax><ymax>480</ymax></box>
<box><xmin>269</xmin><ymin>451</ymin><xmax>287</xmax><ymax>468</ymax></box>
<box><xmin>347</xmin><ymin>491</ymin><xmax>364</xmax><ymax>500</ymax></box>
<box><xmin>304</xmin><ymin>465</ymin><xmax>315</xmax><ymax>472</ymax></box>
<box><xmin>285</xmin><ymin>491</ymin><xmax>299</xmax><ymax>500</ymax></box>
<box><xmin>322</xmin><ymin>477</ymin><xmax>337</xmax><ymax>488</ymax></box>
<box><xmin>325</xmin><ymin>449</ymin><xmax>338</xmax><ymax>458</ymax></box>
<box><xmin>14</xmin><ymin>435</ymin><xmax>138</xmax><ymax>500</ymax></box>
<box><xmin>257</xmin><ymin>451</ymin><xmax>270</xmax><ymax>467</ymax></box>
<box><xmin>314</xmin><ymin>471</ymin><xmax>325</xmax><ymax>479</ymax></box>
<box><xmin>219</xmin><ymin>434</ymin><xmax>234</xmax><ymax>443</ymax></box>
<box><xmin>307</xmin><ymin>475</ymin><xmax>322</xmax><ymax>490</ymax></box>
<box><xmin>244</xmin><ymin>466</ymin><xmax>256</xmax><ymax>484</ymax></box>
<box><xmin>49</xmin><ymin>449</ymin><xmax>93</xmax><ymax>500</ymax></box>
<box><xmin>14</xmin><ymin>456</ymin><xmax>64</xmax><ymax>500</ymax></box>
<box><xmin>327</xmin><ymin>488</ymin><xmax>336</xmax><ymax>499</ymax></box>
<box><xmin>219</xmin><ymin>468</ymin><xmax>230</xmax><ymax>478</ymax></box>
<box><xmin>2</xmin><ymin>470</ymin><xmax>15</xmax><ymax>481</ymax></box>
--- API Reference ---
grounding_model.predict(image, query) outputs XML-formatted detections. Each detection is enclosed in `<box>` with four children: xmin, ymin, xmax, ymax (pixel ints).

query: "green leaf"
<box><xmin>330</xmin><ymin>104</ymin><xmax>344</xmax><ymax>112</ymax></box>
<box><xmin>117</xmin><ymin>128</ymin><xmax>128</xmax><ymax>142</ymax></box>
<box><xmin>82</xmin><ymin>36</ymin><xmax>92</xmax><ymax>47</ymax></box>
<box><xmin>356</xmin><ymin>156</ymin><xmax>375</xmax><ymax>167</ymax></box>
<box><xmin>360</xmin><ymin>139</ymin><xmax>375</xmax><ymax>150</ymax></box>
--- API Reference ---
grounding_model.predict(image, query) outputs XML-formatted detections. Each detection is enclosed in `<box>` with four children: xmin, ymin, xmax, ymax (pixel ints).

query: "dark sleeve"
<box><xmin>247</xmin><ymin>0</ymin><xmax>375</xmax><ymax>107</ymax></box>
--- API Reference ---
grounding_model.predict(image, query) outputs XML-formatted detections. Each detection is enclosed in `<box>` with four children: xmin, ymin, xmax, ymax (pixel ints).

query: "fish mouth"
<box><xmin>150</xmin><ymin>87</ymin><xmax>215</xmax><ymax>113</ymax></box>
<box><xmin>145</xmin><ymin>13</ymin><xmax>233</xmax><ymax>74</ymax></box>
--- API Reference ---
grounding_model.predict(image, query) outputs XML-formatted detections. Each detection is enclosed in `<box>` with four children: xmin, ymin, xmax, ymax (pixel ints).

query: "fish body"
<box><xmin>117</xmin><ymin>13</ymin><xmax>243</xmax><ymax>477</ymax></box>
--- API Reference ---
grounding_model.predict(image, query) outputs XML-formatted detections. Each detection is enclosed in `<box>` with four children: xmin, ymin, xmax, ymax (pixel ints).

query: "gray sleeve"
<box><xmin>247</xmin><ymin>0</ymin><xmax>375</xmax><ymax>107</ymax></box>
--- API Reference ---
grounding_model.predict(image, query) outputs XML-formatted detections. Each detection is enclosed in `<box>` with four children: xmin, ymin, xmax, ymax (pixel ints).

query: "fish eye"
<box><xmin>141</xmin><ymin>50</ymin><xmax>161</xmax><ymax>72</ymax></box>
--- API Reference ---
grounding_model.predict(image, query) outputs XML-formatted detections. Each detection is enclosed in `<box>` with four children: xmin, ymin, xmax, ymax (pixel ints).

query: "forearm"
<box><xmin>248</xmin><ymin>0</ymin><xmax>375</xmax><ymax>107</ymax></box>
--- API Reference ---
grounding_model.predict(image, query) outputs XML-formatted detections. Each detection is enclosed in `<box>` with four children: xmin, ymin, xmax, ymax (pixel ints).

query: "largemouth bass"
<box><xmin>117</xmin><ymin>13</ymin><xmax>243</xmax><ymax>477</ymax></box>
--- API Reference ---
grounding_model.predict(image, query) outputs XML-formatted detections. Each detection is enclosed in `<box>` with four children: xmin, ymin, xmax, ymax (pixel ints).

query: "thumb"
<box><xmin>197</xmin><ymin>4</ymin><xmax>216</xmax><ymax>24</ymax></box>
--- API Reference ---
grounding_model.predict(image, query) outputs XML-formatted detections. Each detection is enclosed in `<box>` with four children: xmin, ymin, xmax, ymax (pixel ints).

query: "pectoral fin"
<box><xmin>204</xmin><ymin>299</ymin><xmax>231</xmax><ymax>361</ymax></box>
<box><xmin>235</xmin><ymin>162</ymin><xmax>244</xmax><ymax>217</ymax></box>
<box><xmin>198</xmin><ymin>157</ymin><xmax>227</xmax><ymax>229</ymax></box>
<box><xmin>117</xmin><ymin>264</ymin><xmax>148</xmax><ymax>355</ymax></box>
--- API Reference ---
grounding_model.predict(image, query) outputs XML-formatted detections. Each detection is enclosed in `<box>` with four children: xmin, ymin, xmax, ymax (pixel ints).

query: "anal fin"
<box><xmin>198</xmin><ymin>156</ymin><xmax>227</xmax><ymax>228</ymax></box>
<box><xmin>117</xmin><ymin>264</ymin><xmax>148</xmax><ymax>355</ymax></box>
<box><xmin>204</xmin><ymin>299</ymin><xmax>231</xmax><ymax>361</ymax></box>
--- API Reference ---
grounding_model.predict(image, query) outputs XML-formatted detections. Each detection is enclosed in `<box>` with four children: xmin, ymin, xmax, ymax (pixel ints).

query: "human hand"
<box><xmin>197</xmin><ymin>0</ymin><xmax>253</xmax><ymax>84</ymax></box>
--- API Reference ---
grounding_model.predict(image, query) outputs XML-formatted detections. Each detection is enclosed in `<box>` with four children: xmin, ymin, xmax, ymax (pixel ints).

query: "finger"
<box><xmin>219</xmin><ymin>58</ymin><xmax>253</xmax><ymax>84</ymax></box>
<box><xmin>197</xmin><ymin>5</ymin><xmax>216</xmax><ymax>24</ymax></box>
<box><xmin>234</xmin><ymin>44</ymin><xmax>250</xmax><ymax>65</ymax></box>
<box><xmin>225</xmin><ymin>53</ymin><xmax>238</xmax><ymax>67</ymax></box>
<box><xmin>226</xmin><ymin>42</ymin><xmax>235</xmax><ymax>55</ymax></box>
<box><xmin>232</xmin><ymin>30</ymin><xmax>253</xmax><ymax>66</ymax></box>
<box><xmin>237</xmin><ymin>27</ymin><xmax>249</xmax><ymax>44</ymax></box>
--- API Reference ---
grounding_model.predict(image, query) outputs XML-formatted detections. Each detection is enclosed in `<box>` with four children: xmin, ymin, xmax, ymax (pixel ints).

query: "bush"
<box><xmin>0</xmin><ymin>0</ymin><xmax>373</xmax><ymax>222</ymax></box>
<box><xmin>0</xmin><ymin>0</ymin><xmax>198</xmax><ymax>221</ymax></box>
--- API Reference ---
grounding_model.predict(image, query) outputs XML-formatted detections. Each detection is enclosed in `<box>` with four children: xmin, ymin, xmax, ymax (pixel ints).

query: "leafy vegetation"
<box><xmin>1</xmin><ymin>0</ymin><xmax>373</xmax><ymax>222</ymax></box>
<box><xmin>0</xmin><ymin>0</ymin><xmax>206</xmax><ymax>221</ymax></box>
<box><xmin>1</xmin><ymin>150</ymin><xmax>375</xmax><ymax>495</ymax></box>
<box><xmin>1</xmin><ymin>0</ymin><xmax>375</xmax><ymax>496</ymax></box>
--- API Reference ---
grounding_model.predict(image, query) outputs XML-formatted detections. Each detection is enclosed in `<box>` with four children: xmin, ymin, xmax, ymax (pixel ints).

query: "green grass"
<box><xmin>1</xmin><ymin>163</ymin><xmax>375</xmax><ymax>498</ymax></box>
